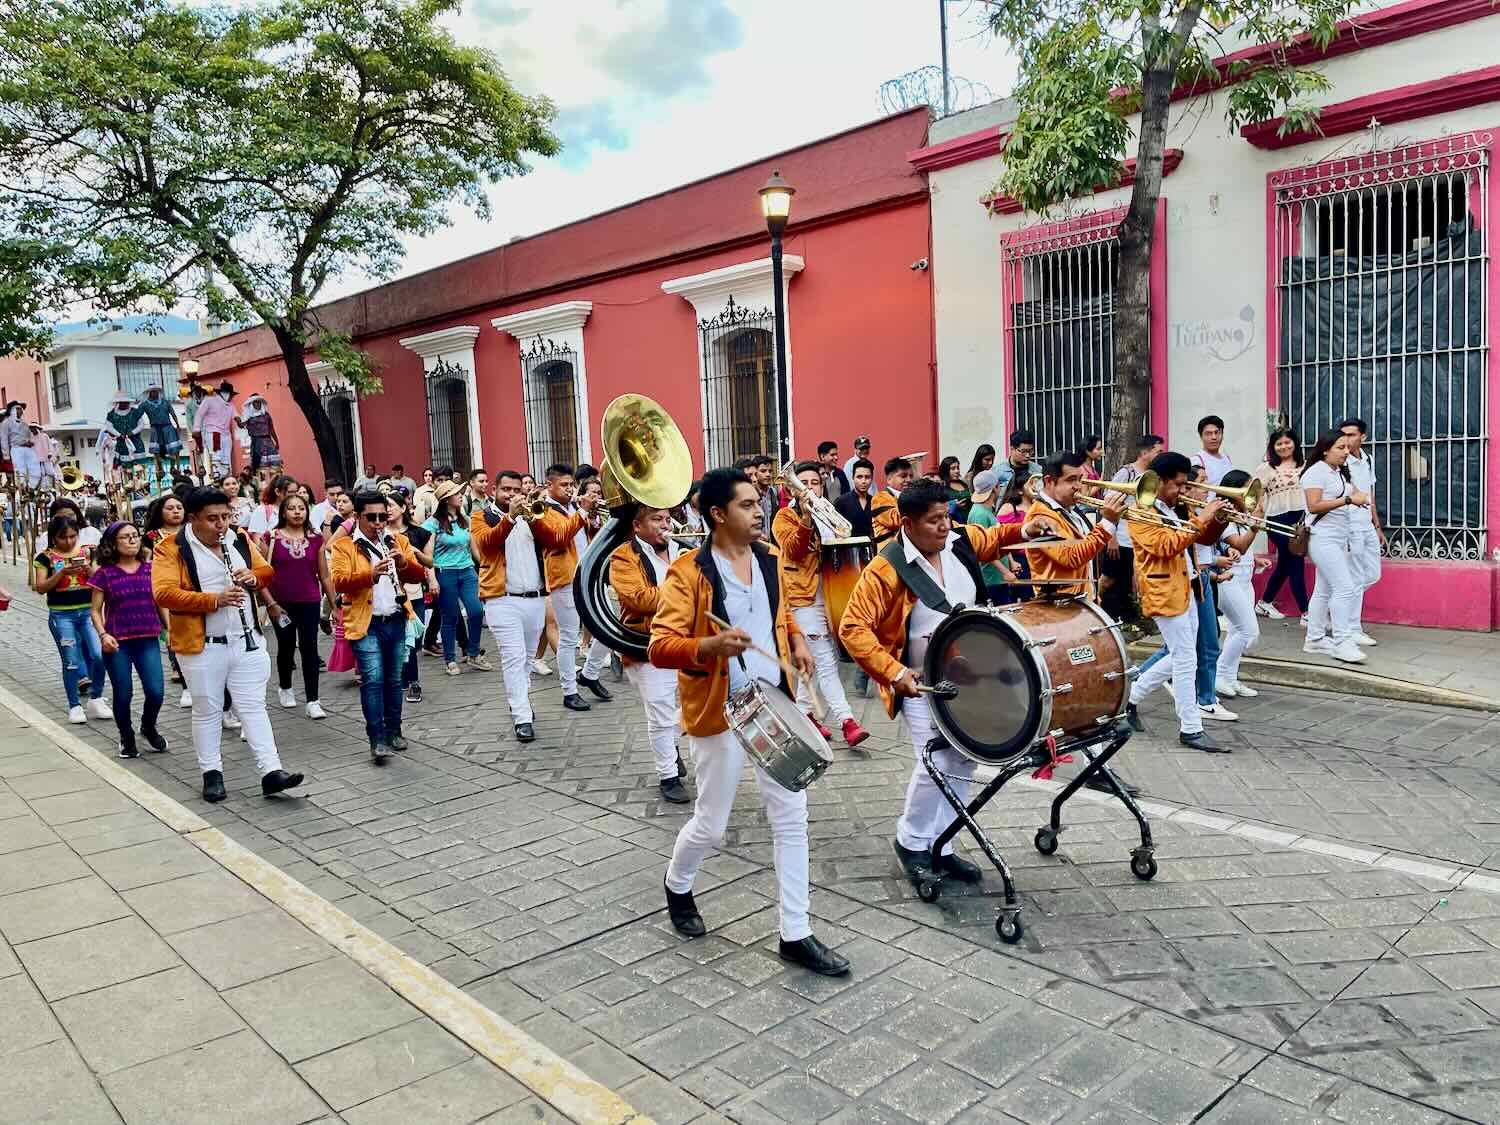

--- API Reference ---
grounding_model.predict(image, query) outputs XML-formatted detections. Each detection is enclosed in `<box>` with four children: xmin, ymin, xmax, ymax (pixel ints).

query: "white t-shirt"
<box><xmin>714</xmin><ymin>550</ymin><xmax>779</xmax><ymax>694</ymax></box>
<box><xmin>1110</xmin><ymin>465</ymin><xmax>1141</xmax><ymax>548</ymax></box>
<box><xmin>1345</xmin><ymin>452</ymin><xmax>1376</xmax><ymax>528</ymax></box>
<box><xmin>1191</xmin><ymin>449</ymin><xmax>1233</xmax><ymax>486</ymax></box>
<box><xmin>1301</xmin><ymin>461</ymin><xmax>1352</xmax><ymax>537</ymax></box>
<box><xmin>76</xmin><ymin>525</ymin><xmax>102</xmax><ymax>549</ymax></box>
<box><xmin>247</xmin><ymin>503</ymin><xmax>279</xmax><ymax>536</ymax></box>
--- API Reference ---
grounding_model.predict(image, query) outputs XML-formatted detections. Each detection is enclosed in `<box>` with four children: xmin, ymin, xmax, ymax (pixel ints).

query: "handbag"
<box><xmin>1287</xmin><ymin>519</ymin><xmax>1309</xmax><ymax>557</ymax></box>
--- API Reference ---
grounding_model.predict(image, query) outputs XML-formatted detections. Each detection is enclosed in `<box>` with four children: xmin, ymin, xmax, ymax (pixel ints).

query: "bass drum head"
<box><xmin>922</xmin><ymin>610</ymin><xmax>1042</xmax><ymax>765</ymax></box>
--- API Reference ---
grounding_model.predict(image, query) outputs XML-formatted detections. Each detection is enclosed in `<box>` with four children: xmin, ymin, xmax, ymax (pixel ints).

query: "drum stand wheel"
<box><xmin>916</xmin><ymin>877</ymin><xmax>943</xmax><ymax>904</ymax></box>
<box><xmin>1033</xmin><ymin>828</ymin><xmax>1059</xmax><ymax>856</ymax></box>
<box><xmin>1130</xmin><ymin>847</ymin><xmax>1159</xmax><ymax>881</ymax></box>
<box><xmin>995</xmin><ymin>909</ymin><xmax>1023</xmax><ymax>945</ymax></box>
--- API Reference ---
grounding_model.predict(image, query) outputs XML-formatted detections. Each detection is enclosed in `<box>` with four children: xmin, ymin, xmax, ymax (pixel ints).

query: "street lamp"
<box><xmin>759</xmin><ymin>170</ymin><xmax>795</xmax><ymax>465</ymax></box>
<box><xmin>181</xmin><ymin>357</ymin><xmax>200</xmax><ymax>377</ymax></box>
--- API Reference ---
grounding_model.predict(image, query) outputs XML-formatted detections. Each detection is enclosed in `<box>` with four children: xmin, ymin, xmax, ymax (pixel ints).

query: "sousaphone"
<box><xmin>572</xmin><ymin>393</ymin><xmax>693</xmax><ymax>661</ymax></box>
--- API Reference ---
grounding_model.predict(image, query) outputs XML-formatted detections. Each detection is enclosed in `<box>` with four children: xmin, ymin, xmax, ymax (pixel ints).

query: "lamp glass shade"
<box><xmin>181</xmin><ymin>358</ymin><xmax>200</xmax><ymax>376</ymax></box>
<box><xmin>758</xmin><ymin>170</ymin><xmax>795</xmax><ymax>223</ymax></box>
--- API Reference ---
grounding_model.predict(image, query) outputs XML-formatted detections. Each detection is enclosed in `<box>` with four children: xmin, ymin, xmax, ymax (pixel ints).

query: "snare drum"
<box><xmin>921</xmin><ymin>598</ymin><xmax>1129</xmax><ymax>765</ymax></box>
<box><xmin>724</xmin><ymin>678</ymin><xmax>834</xmax><ymax>792</ymax></box>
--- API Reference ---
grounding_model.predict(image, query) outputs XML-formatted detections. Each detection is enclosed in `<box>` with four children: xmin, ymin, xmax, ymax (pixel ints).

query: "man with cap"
<box><xmin>843</xmin><ymin>435</ymin><xmax>872</xmax><ymax>483</ymax></box>
<box><xmin>194</xmin><ymin>381</ymin><xmax>237</xmax><ymax>475</ymax></box>
<box><xmin>963</xmin><ymin>468</ymin><xmax>1020</xmax><ymax>602</ymax></box>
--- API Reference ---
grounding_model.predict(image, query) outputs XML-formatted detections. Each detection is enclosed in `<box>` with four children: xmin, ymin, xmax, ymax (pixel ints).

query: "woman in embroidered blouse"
<box><xmin>90</xmin><ymin>522</ymin><xmax>169</xmax><ymax>757</ymax></box>
<box><xmin>1251</xmin><ymin>427</ymin><xmax>1310</xmax><ymax>621</ymax></box>
<box><xmin>267</xmin><ymin>494</ymin><xmax>336</xmax><ymax>719</ymax></box>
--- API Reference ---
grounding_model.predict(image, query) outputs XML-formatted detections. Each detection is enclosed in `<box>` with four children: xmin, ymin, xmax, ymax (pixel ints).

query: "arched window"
<box><xmin>324</xmin><ymin>394</ymin><xmax>358</xmax><ymax>487</ymax></box>
<box><xmin>521</xmin><ymin>338</ymin><xmax>581</xmax><ymax>473</ymax></box>
<box><xmin>699</xmin><ymin>298</ymin><xmax>780</xmax><ymax>468</ymax></box>
<box><xmin>426</xmin><ymin>360</ymin><xmax>473</xmax><ymax>473</ymax></box>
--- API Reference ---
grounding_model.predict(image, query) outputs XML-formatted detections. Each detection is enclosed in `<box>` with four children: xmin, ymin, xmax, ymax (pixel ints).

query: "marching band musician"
<box><xmin>869</xmin><ymin>456</ymin><xmax>913</xmax><ymax>545</ymax></box>
<box><xmin>1025</xmin><ymin>451</ymin><xmax>1128</xmax><ymax>595</ymax></box>
<box><xmin>771</xmin><ymin>460</ymin><xmax>869</xmax><ymax>748</ymax></box>
<box><xmin>1123</xmin><ymin>452</ymin><xmax>1230</xmax><ymax>754</ymax></box>
<box><xmin>538</xmin><ymin>464</ymin><xmax>610</xmax><ymax>711</ymax></box>
<box><xmin>649</xmin><ymin>467</ymin><xmax>850</xmax><ymax>977</ymax></box>
<box><xmin>839</xmin><ymin>479</ymin><xmax>1047</xmax><ymax>889</ymax></box>
<box><xmin>470</xmin><ymin>470</ymin><xmax>575</xmax><ymax>744</ymax></box>
<box><xmin>330</xmin><ymin>491</ymin><xmax>425</xmax><ymax>764</ymax></box>
<box><xmin>151</xmin><ymin>487</ymin><xmax>304</xmax><ymax>804</ymax></box>
<box><xmin>608</xmin><ymin>505</ymin><xmax>691</xmax><ymax>804</ymax></box>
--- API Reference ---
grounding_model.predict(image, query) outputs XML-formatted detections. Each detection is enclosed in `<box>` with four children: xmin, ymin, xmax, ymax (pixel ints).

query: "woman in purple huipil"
<box><xmin>267</xmin><ymin>494</ymin><xmax>335</xmax><ymax>718</ymax></box>
<box><xmin>89</xmin><ymin>522</ymin><xmax>169</xmax><ymax>758</ymax></box>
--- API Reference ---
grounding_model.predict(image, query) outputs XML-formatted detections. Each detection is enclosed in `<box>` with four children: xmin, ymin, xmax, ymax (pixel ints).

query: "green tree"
<box><xmin>986</xmin><ymin>0</ymin><xmax>1357</xmax><ymax>469</ymax></box>
<box><xmin>0</xmin><ymin>0</ymin><xmax>558</xmax><ymax>479</ymax></box>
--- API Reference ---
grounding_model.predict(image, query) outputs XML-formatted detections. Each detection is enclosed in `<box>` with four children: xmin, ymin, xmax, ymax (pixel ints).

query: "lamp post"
<box><xmin>759</xmin><ymin>170</ymin><xmax>795</xmax><ymax>465</ymax></box>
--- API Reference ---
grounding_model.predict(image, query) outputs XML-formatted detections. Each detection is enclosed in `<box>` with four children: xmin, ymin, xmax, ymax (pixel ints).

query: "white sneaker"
<box><xmin>67</xmin><ymin>705</ymin><xmax>86</xmax><ymax>724</ymax></box>
<box><xmin>86</xmin><ymin>698</ymin><xmax>111</xmax><ymax>720</ymax></box>
<box><xmin>179</xmin><ymin>689</ymin><xmax>193</xmax><ymax>708</ymax></box>
<box><xmin>1299</xmin><ymin>613</ymin><xmax>1310</xmax><ymax>627</ymax></box>
<box><xmin>305</xmin><ymin>701</ymin><xmax>326</xmax><ymax>720</ymax></box>
<box><xmin>277</xmin><ymin>688</ymin><xmax>296</xmax><ymax>708</ymax></box>
<box><xmin>222</xmin><ymin>711</ymin><xmax>242</xmax><ymax>730</ymax></box>
<box><xmin>445</xmin><ymin>662</ymin><xmax>462</xmax><ymax>676</ymax></box>
<box><xmin>1255</xmin><ymin>601</ymin><xmax>1286</xmax><ymax>620</ymax></box>
<box><xmin>1354</xmin><ymin>631</ymin><xmax>1378</xmax><ymax>647</ymax></box>
<box><xmin>1303</xmin><ymin>638</ymin><xmax>1334</xmax><ymax>655</ymax></box>
<box><xmin>1200</xmin><ymin>702</ymin><xmax>1238</xmax><ymax>721</ymax></box>
<box><xmin>1214</xmin><ymin>680</ymin><xmax>1238</xmax><ymax>698</ymax></box>
<box><xmin>1231</xmin><ymin>681</ymin><xmax>1259</xmax><ymax>698</ymax></box>
<box><xmin>530</xmin><ymin>659</ymin><xmax>552</xmax><ymax>676</ymax></box>
<box><xmin>1332</xmin><ymin>642</ymin><xmax>1368</xmax><ymax>664</ymax></box>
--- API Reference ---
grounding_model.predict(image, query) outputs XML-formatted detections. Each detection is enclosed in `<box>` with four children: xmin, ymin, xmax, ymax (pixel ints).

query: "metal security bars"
<box><xmin>520</xmin><ymin>337</ymin><xmax>581</xmax><ymax>474</ymax></box>
<box><xmin>1002</xmin><ymin>210</ymin><xmax>1143</xmax><ymax>457</ymax></box>
<box><xmin>699</xmin><ymin>297</ymin><xmax>779</xmax><ymax>469</ymax></box>
<box><xmin>114</xmin><ymin>357</ymin><xmax>174</xmax><ymax>400</ymax></box>
<box><xmin>425</xmin><ymin>358</ymin><xmax>473</xmax><ymax>475</ymax></box>
<box><xmin>1272</xmin><ymin>133</ymin><xmax>1490</xmax><ymax>561</ymax></box>
<box><xmin>317</xmin><ymin>382</ymin><xmax>358</xmax><ymax>487</ymax></box>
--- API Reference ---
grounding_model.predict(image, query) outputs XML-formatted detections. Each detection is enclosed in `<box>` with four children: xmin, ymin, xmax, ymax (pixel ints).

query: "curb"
<box><xmin>0</xmin><ymin>684</ymin><xmax>652</xmax><ymax>1125</ymax></box>
<box><xmin>1126</xmin><ymin>640</ymin><xmax>1500</xmax><ymax>713</ymax></box>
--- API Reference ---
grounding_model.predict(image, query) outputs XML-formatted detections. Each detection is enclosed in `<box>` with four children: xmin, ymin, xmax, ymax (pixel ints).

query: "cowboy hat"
<box><xmin>110</xmin><ymin>392</ymin><xmax>133</xmax><ymax>405</ymax></box>
<box><xmin>216</xmin><ymin>381</ymin><xmax>237</xmax><ymax>396</ymax></box>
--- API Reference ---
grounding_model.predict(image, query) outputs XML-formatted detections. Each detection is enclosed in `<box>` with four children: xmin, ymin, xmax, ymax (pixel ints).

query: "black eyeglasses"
<box><xmin>362</xmin><ymin>513</ymin><xmax>389</xmax><ymax>523</ymax></box>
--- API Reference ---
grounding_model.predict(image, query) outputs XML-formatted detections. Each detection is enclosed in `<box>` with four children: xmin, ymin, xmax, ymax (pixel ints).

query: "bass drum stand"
<box><xmin>915</xmin><ymin>723</ymin><xmax>1154</xmax><ymax>944</ymax></box>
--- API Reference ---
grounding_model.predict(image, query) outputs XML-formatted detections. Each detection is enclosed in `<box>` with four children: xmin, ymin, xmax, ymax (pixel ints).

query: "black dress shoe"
<box><xmin>778</xmin><ymin>935</ymin><xmax>851</xmax><ymax>977</ymax></box>
<box><xmin>563</xmin><ymin>694</ymin><xmax>591</xmax><ymax>712</ymax></box>
<box><xmin>659</xmin><ymin>777</ymin><xmax>690</xmax><ymax>804</ymax></box>
<box><xmin>1179</xmin><ymin>731</ymin><xmax>1229</xmax><ymax>754</ymax></box>
<box><xmin>578</xmin><ymin>675</ymin><xmax>613</xmax><ymax>701</ymax></box>
<box><xmin>388</xmin><ymin>733</ymin><xmax>408</xmax><ymax>751</ymax></box>
<box><xmin>141</xmin><ymin>728</ymin><xmax>169</xmax><ymax>753</ymax></box>
<box><xmin>893</xmin><ymin>840</ymin><xmax>934</xmax><ymax>881</ymax></box>
<box><xmin>1125</xmin><ymin>704</ymin><xmax>1145</xmax><ymax>733</ymax></box>
<box><xmin>371</xmin><ymin>741</ymin><xmax>391</xmax><ymax>765</ymax></box>
<box><xmin>665</xmin><ymin>881</ymin><xmax>705</xmax><ymax>938</ymax></box>
<box><xmin>934</xmin><ymin>850</ymin><xmax>984</xmax><ymax>883</ymax></box>
<box><xmin>202</xmin><ymin>769</ymin><xmax>226</xmax><ymax>803</ymax></box>
<box><xmin>514</xmin><ymin>723</ymin><xmax>536</xmax><ymax>743</ymax></box>
<box><xmin>676</xmin><ymin>752</ymin><xmax>687</xmax><ymax>779</ymax></box>
<box><xmin>1084</xmin><ymin>773</ymin><xmax>1142</xmax><ymax>798</ymax></box>
<box><xmin>261</xmin><ymin>769</ymin><xmax>305</xmax><ymax>796</ymax></box>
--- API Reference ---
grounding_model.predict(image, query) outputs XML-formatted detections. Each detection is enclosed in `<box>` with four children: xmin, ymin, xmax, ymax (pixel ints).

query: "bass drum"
<box><xmin>818</xmin><ymin>536</ymin><xmax>872</xmax><ymax>637</ymax></box>
<box><xmin>921</xmin><ymin>599</ymin><xmax>1129</xmax><ymax>765</ymax></box>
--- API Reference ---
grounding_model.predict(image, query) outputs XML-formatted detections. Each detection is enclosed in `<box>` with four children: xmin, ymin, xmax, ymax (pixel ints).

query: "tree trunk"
<box><xmin>273</xmin><ymin>325</ymin><xmax>346</xmax><ymax>483</ymax></box>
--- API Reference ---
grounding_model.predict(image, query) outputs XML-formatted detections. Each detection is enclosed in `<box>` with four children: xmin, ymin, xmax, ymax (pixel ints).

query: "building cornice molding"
<box><xmin>907</xmin><ymin>127</ymin><xmax>1009</xmax><ymax>174</ymax></box>
<box><xmin>490</xmin><ymin>301</ymin><xmax>593</xmax><ymax>341</ymax></box>
<box><xmin>661</xmin><ymin>256</ymin><xmax>805</xmax><ymax>309</ymax></box>
<box><xmin>984</xmin><ymin>150</ymin><xmax>1183</xmax><ymax>215</ymax></box>
<box><xmin>397</xmin><ymin>324</ymin><xmax>481</xmax><ymax>358</ymax></box>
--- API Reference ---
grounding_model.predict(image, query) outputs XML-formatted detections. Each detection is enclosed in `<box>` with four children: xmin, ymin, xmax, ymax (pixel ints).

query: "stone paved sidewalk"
<box><xmin>0</xmin><ymin>706</ymin><xmax>574</xmax><ymax>1125</ymax></box>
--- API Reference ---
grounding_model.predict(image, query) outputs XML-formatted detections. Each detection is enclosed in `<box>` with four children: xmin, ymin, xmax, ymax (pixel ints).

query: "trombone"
<box><xmin>1180</xmin><ymin>478</ymin><xmax>1279</xmax><ymax>532</ymax></box>
<box><xmin>1024</xmin><ymin>471</ymin><xmax>1183</xmax><ymax>530</ymax></box>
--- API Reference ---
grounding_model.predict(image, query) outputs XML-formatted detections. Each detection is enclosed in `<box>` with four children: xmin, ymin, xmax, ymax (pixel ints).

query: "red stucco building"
<box><xmin>182</xmin><ymin>109</ymin><xmax>937</xmax><ymax>485</ymax></box>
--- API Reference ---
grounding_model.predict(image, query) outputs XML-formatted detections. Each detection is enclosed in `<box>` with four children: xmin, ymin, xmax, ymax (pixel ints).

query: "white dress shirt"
<box><xmin>902</xmin><ymin>530</ymin><xmax>975</xmax><ymax>670</ymax></box>
<box><xmin>636</xmin><ymin>536</ymin><xmax>678</xmax><ymax>584</ymax></box>
<box><xmin>504</xmin><ymin>518</ymin><xmax>544</xmax><ymax>594</ymax></box>
<box><xmin>185</xmin><ymin>525</ymin><xmax>252</xmax><ymax>638</ymax></box>
<box><xmin>1345</xmin><ymin>451</ymin><xmax>1376</xmax><ymax>528</ymax></box>
<box><xmin>714</xmin><ymin>550</ymin><xmax>779</xmax><ymax>693</ymax></box>
<box><xmin>354</xmin><ymin>529</ymin><xmax>399</xmax><ymax>616</ymax></box>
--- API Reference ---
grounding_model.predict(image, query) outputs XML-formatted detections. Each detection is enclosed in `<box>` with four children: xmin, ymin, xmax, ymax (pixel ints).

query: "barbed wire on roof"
<box><xmin>879</xmin><ymin>65</ymin><xmax>996</xmax><ymax>118</ymax></box>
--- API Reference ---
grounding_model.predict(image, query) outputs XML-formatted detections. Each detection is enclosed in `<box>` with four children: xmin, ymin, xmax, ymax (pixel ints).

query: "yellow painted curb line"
<box><xmin>0</xmin><ymin>684</ymin><xmax>652</xmax><ymax>1125</ymax></box>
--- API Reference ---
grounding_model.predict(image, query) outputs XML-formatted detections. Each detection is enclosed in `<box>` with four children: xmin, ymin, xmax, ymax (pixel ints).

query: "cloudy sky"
<box><xmin>326</xmin><ymin>0</ymin><xmax>1018</xmax><ymax>297</ymax></box>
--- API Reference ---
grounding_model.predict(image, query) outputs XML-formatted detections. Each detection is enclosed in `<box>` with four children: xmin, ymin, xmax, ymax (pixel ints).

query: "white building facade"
<box><xmin>915</xmin><ymin>0</ymin><xmax>1500</xmax><ymax>630</ymax></box>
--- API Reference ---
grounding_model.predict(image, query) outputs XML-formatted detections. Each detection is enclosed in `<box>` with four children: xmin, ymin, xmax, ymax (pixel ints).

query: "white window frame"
<box><xmin>48</xmin><ymin>360</ymin><xmax>71</xmax><ymax>410</ymax></box>
<box><xmin>306</xmin><ymin>360</ymin><xmax>366</xmax><ymax>478</ymax></box>
<box><xmin>491</xmin><ymin>301</ymin><xmax>593</xmax><ymax>470</ymax></box>
<box><xmin>398</xmin><ymin>325</ymin><xmax>484</xmax><ymax>471</ymax></box>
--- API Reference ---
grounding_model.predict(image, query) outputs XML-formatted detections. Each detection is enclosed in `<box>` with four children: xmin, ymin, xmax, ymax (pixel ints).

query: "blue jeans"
<box><xmin>1137</xmin><ymin>577</ymin><xmax>1220</xmax><ymax>706</ymax></box>
<box><xmin>403</xmin><ymin>601</ymin><xmax>426</xmax><ymax>687</ymax></box>
<box><xmin>352</xmin><ymin>614</ymin><xmax>406</xmax><ymax>745</ymax></box>
<box><xmin>103</xmin><ymin>636</ymin><xmax>165</xmax><ymax>746</ymax></box>
<box><xmin>48</xmin><ymin>607</ymin><xmax>105</xmax><ymax>708</ymax></box>
<box><xmin>436</xmin><ymin>567</ymin><xmax>482</xmax><ymax>662</ymax></box>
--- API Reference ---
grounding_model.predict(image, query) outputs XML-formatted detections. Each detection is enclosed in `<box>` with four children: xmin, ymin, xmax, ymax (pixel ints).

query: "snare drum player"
<box><xmin>1123</xmin><ymin>452</ymin><xmax>1229</xmax><ymax>753</ymax></box>
<box><xmin>649</xmin><ymin>468</ymin><xmax>849</xmax><ymax>977</ymax></box>
<box><xmin>609</xmin><ymin>505</ymin><xmax>690</xmax><ymax>803</ymax></box>
<box><xmin>838</xmin><ymin>479</ymin><xmax>1045</xmax><ymax>888</ymax></box>
<box><xmin>772</xmin><ymin>461</ymin><xmax>870</xmax><ymax>749</ymax></box>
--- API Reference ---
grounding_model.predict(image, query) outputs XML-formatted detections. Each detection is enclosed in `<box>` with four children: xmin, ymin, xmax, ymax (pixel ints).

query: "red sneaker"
<box><xmin>808</xmin><ymin>713</ymin><xmax>833</xmax><ymax>740</ymax></box>
<box><xmin>841</xmin><ymin>718</ymin><xmax>870</xmax><ymax>748</ymax></box>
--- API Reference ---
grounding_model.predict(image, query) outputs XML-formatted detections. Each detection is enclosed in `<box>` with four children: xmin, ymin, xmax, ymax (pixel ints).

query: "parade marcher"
<box><xmin>104</xmin><ymin>393</ymin><xmax>147</xmax><ymax>467</ymax></box>
<box><xmin>151</xmin><ymin>487</ymin><xmax>304</xmax><ymax>803</ymax></box>
<box><xmin>267</xmin><ymin>493</ymin><xmax>334</xmax><ymax>718</ymax></box>
<box><xmin>537</xmin><ymin>463</ymin><xmax>607</xmax><ymax>709</ymax></box>
<box><xmin>609</xmin><ymin>504</ymin><xmax>690</xmax><ymax>802</ymax></box>
<box><xmin>839</xmin><ymin>480</ymin><xmax>1041</xmax><ymax>888</ymax></box>
<box><xmin>649</xmin><ymin>468</ymin><xmax>848</xmax><ymax>976</ymax></box>
<box><xmin>1101</xmin><ymin>434</ymin><xmax>1164</xmax><ymax>625</ymax></box>
<box><xmin>384</xmin><ymin>492</ymin><xmax>435</xmax><ymax>703</ymax></box>
<box><xmin>870</xmin><ymin>456</ymin><xmax>913</xmax><ymax>545</ymax></box>
<box><xmin>89</xmin><ymin>522</ymin><xmax>168</xmax><ymax>757</ymax></box>
<box><xmin>1251</xmin><ymin>428</ymin><xmax>1309</xmax><ymax>621</ymax></box>
<box><xmin>34</xmin><ymin>515</ymin><xmax>109</xmax><ymax>724</ymax></box>
<box><xmin>331</xmin><ymin>491</ymin><xmax>424</xmax><ymax>763</ymax></box>
<box><xmin>1300</xmin><ymin>431</ymin><xmax>1371</xmax><ymax>664</ymax></box>
<box><xmin>424</xmin><ymin>480</ymin><xmax>491</xmax><ymax>675</ymax></box>
<box><xmin>240</xmin><ymin>394</ymin><xmax>281</xmax><ymax>471</ymax></box>
<box><xmin>1339</xmin><ymin>417</ymin><xmax>1382</xmax><ymax>646</ymax></box>
<box><xmin>193</xmin><ymin>381</ymin><xmax>237</xmax><ymax>475</ymax></box>
<box><xmin>771</xmin><ymin>461</ymin><xmax>869</xmax><ymax>748</ymax></box>
<box><xmin>247</xmin><ymin>473</ymin><xmax>296</xmax><ymax>550</ymax></box>
<box><xmin>1212</xmin><ymin>470</ymin><xmax>1263</xmax><ymax>699</ymax></box>
<box><xmin>962</xmin><ymin>469</ymin><xmax>1016</xmax><ymax>603</ymax></box>
<box><xmin>138</xmin><ymin>385</ymin><xmax>183</xmax><ymax>471</ymax></box>
<box><xmin>1</xmin><ymin>401</ymin><xmax>37</xmax><ymax>481</ymax></box>
<box><xmin>1024</xmin><ymin>451</ymin><xmax>1126</xmax><ymax>595</ymax></box>
<box><xmin>1123</xmin><ymin>453</ymin><xmax>1230</xmax><ymax>752</ymax></box>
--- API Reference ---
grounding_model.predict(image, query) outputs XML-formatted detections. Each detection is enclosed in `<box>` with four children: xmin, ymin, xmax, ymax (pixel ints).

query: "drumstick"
<box><xmin>706</xmin><ymin>612</ymin><xmax>826</xmax><ymax>721</ymax></box>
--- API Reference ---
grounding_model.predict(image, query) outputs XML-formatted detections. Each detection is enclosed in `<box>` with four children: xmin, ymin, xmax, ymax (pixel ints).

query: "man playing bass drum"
<box><xmin>838</xmin><ymin>479</ymin><xmax>1044</xmax><ymax>890</ymax></box>
<box><xmin>648</xmin><ymin>467</ymin><xmax>848</xmax><ymax>977</ymax></box>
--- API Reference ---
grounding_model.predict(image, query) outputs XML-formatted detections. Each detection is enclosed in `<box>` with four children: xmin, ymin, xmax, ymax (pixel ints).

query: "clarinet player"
<box><xmin>152</xmin><ymin>487</ymin><xmax>304</xmax><ymax>803</ymax></box>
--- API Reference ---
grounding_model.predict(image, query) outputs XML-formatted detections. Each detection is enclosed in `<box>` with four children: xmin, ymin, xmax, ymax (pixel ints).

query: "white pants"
<box><xmin>178</xmin><ymin>636</ymin><xmax>283</xmax><ymax>775</ymax></box>
<box><xmin>625</xmin><ymin>663</ymin><xmax>681</xmax><ymax>780</ymax></box>
<box><xmin>552</xmin><ymin>586</ymin><xmax>605</xmax><ymax>695</ymax></box>
<box><xmin>10</xmin><ymin>445</ymin><xmax>42</xmax><ymax>485</ymax></box>
<box><xmin>1307</xmin><ymin>530</ymin><xmax>1358</xmax><ymax>646</ymax></box>
<box><xmin>1215</xmin><ymin>571</ymin><xmax>1259</xmax><ymax>686</ymax></box>
<box><xmin>897</xmin><ymin>695</ymin><xmax>975</xmax><ymax>857</ymax></box>
<box><xmin>1130</xmin><ymin>607</ymin><xmax>1202</xmax><ymax>735</ymax></box>
<box><xmin>791</xmin><ymin>604</ymin><xmax>853</xmax><ymax>725</ymax></box>
<box><xmin>484</xmin><ymin>596</ymin><xmax>546</xmax><ymax>724</ymax></box>
<box><xmin>666</xmin><ymin>729</ymin><xmax>811</xmax><ymax>941</ymax></box>
<box><xmin>1348</xmin><ymin>526</ymin><xmax>1382</xmax><ymax>627</ymax></box>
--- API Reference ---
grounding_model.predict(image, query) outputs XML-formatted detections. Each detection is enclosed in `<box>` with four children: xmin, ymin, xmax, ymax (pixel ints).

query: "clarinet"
<box><xmin>220</xmin><ymin>530</ymin><xmax>259</xmax><ymax>652</ymax></box>
<box><xmin>372</xmin><ymin>533</ymin><xmax>409</xmax><ymax>609</ymax></box>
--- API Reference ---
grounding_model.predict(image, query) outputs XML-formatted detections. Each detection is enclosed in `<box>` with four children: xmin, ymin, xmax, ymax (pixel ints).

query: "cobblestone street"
<box><xmin>6</xmin><ymin>567</ymin><xmax>1500</xmax><ymax>1123</ymax></box>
